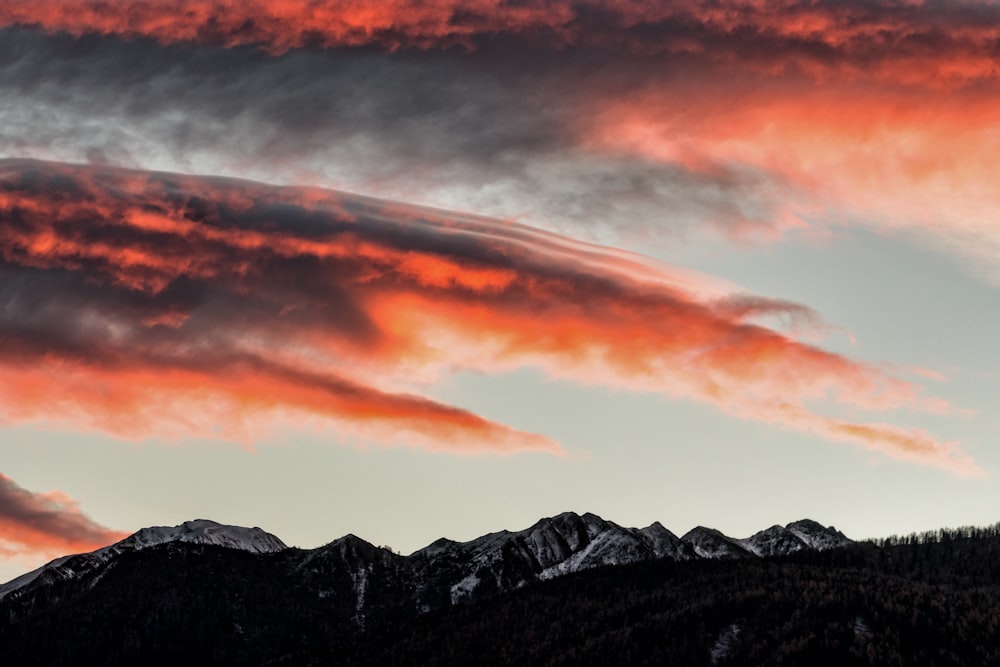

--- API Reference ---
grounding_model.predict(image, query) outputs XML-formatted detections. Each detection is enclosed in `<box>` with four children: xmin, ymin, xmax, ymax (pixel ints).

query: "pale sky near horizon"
<box><xmin>2</xmin><ymin>0</ymin><xmax>1000</xmax><ymax>584</ymax></box>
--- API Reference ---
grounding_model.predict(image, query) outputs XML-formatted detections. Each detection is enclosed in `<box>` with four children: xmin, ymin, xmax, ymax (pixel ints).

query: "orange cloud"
<box><xmin>0</xmin><ymin>0</ymin><xmax>576</xmax><ymax>52</ymax></box>
<box><xmin>0</xmin><ymin>361</ymin><xmax>558</xmax><ymax>455</ymax></box>
<box><xmin>0</xmin><ymin>158</ymin><xmax>976</xmax><ymax>473</ymax></box>
<box><xmin>6</xmin><ymin>2</ymin><xmax>999</xmax><ymax>265</ymax></box>
<box><xmin>581</xmin><ymin>68</ymin><xmax>1000</xmax><ymax>262</ymax></box>
<box><xmin>2</xmin><ymin>0</ymin><xmax>1000</xmax><ymax>84</ymax></box>
<box><xmin>0</xmin><ymin>473</ymin><xmax>127</xmax><ymax>559</ymax></box>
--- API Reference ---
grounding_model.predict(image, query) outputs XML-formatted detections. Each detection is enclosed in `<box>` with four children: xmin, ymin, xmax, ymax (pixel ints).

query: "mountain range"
<box><xmin>0</xmin><ymin>511</ymin><xmax>851</xmax><ymax>613</ymax></box>
<box><xmin>6</xmin><ymin>513</ymin><xmax>1000</xmax><ymax>665</ymax></box>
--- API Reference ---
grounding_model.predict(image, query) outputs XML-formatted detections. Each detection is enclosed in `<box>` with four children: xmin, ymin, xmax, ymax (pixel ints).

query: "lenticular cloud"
<box><xmin>0</xmin><ymin>159</ymin><xmax>977</xmax><ymax>474</ymax></box>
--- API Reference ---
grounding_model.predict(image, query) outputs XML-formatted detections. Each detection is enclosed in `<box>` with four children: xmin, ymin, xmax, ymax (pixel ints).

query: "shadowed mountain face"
<box><xmin>0</xmin><ymin>512</ymin><xmax>851</xmax><ymax>610</ymax></box>
<box><xmin>4</xmin><ymin>515</ymin><xmax>1000</xmax><ymax>666</ymax></box>
<box><xmin>0</xmin><ymin>512</ymin><xmax>860</xmax><ymax>665</ymax></box>
<box><xmin>326</xmin><ymin>533</ymin><xmax>1000</xmax><ymax>667</ymax></box>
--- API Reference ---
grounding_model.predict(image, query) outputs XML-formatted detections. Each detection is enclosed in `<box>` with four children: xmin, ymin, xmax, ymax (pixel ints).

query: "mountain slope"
<box><xmin>0</xmin><ymin>519</ymin><xmax>286</xmax><ymax>604</ymax></box>
<box><xmin>0</xmin><ymin>512</ymin><xmax>857</xmax><ymax>665</ymax></box>
<box><xmin>120</xmin><ymin>519</ymin><xmax>288</xmax><ymax>553</ymax></box>
<box><xmin>321</xmin><ymin>536</ymin><xmax>1000</xmax><ymax>667</ymax></box>
<box><xmin>0</xmin><ymin>513</ymin><xmax>850</xmax><ymax>609</ymax></box>
<box><xmin>4</xmin><ymin>525</ymin><xmax>1000</xmax><ymax>666</ymax></box>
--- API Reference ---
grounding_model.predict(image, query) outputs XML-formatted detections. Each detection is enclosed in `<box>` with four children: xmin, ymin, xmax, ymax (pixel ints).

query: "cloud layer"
<box><xmin>0</xmin><ymin>472</ymin><xmax>126</xmax><ymax>559</ymax></box>
<box><xmin>0</xmin><ymin>159</ymin><xmax>975</xmax><ymax>473</ymax></box>
<box><xmin>4</xmin><ymin>0</ymin><xmax>1000</xmax><ymax>82</ymax></box>
<box><xmin>3</xmin><ymin>1</ymin><xmax>1000</xmax><ymax>275</ymax></box>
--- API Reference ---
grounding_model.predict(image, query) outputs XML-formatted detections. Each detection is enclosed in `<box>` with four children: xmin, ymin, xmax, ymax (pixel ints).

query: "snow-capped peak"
<box><xmin>0</xmin><ymin>519</ymin><xmax>286</xmax><ymax>601</ymax></box>
<box><xmin>120</xmin><ymin>519</ymin><xmax>288</xmax><ymax>554</ymax></box>
<box><xmin>1</xmin><ymin>513</ymin><xmax>856</xmax><ymax>610</ymax></box>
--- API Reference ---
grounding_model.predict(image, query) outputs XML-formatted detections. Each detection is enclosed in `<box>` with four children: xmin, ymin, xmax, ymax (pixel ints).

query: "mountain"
<box><xmin>0</xmin><ymin>512</ymin><xmax>855</xmax><ymax>665</ymax></box>
<box><xmin>119</xmin><ymin>518</ymin><xmax>288</xmax><ymax>553</ymax></box>
<box><xmin>323</xmin><ymin>530</ymin><xmax>1000</xmax><ymax>667</ymax></box>
<box><xmin>411</xmin><ymin>512</ymin><xmax>850</xmax><ymax>605</ymax></box>
<box><xmin>0</xmin><ymin>512</ymin><xmax>850</xmax><ymax>609</ymax></box>
<box><xmin>5</xmin><ymin>514</ymin><xmax>1000</xmax><ymax>665</ymax></box>
<box><xmin>0</xmin><ymin>519</ymin><xmax>286</xmax><ymax>603</ymax></box>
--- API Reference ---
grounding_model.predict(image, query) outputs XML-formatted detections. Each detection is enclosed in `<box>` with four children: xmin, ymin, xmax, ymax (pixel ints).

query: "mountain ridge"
<box><xmin>0</xmin><ymin>518</ymin><xmax>287</xmax><ymax>602</ymax></box>
<box><xmin>4</xmin><ymin>516</ymin><xmax>1000</xmax><ymax>666</ymax></box>
<box><xmin>0</xmin><ymin>511</ymin><xmax>851</xmax><ymax>606</ymax></box>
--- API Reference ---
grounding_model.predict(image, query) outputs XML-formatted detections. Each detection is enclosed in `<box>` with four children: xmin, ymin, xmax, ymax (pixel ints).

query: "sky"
<box><xmin>1</xmin><ymin>0</ymin><xmax>1000</xmax><ymax>583</ymax></box>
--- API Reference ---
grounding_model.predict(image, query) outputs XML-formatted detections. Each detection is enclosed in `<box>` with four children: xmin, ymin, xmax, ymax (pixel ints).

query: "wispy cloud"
<box><xmin>587</xmin><ymin>74</ymin><xmax>1000</xmax><ymax>268</ymax></box>
<box><xmin>0</xmin><ymin>472</ymin><xmax>126</xmax><ymax>558</ymax></box>
<box><xmin>0</xmin><ymin>159</ymin><xmax>976</xmax><ymax>473</ymax></box>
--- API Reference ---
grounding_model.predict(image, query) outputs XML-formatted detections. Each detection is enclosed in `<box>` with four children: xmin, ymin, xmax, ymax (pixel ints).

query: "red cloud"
<box><xmin>3</xmin><ymin>0</ymin><xmax>1000</xmax><ymax>83</ymax></box>
<box><xmin>7</xmin><ymin>4</ymin><xmax>1000</xmax><ymax>267</ymax></box>
<box><xmin>0</xmin><ymin>159</ymin><xmax>977</xmax><ymax>473</ymax></box>
<box><xmin>0</xmin><ymin>0</ymin><xmax>576</xmax><ymax>52</ymax></box>
<box><xmin>0</xmin><ymin>473</ymin><xmax>127</xmax><ymax>559</ymax></box>
<box><xmin>579</xmin><ymin>64</ymin><xmax>1000</xmax><ymax>253</ymax></box>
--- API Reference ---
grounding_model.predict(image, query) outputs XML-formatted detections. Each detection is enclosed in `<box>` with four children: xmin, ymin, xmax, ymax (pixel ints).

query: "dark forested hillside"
<box><xmin>320</xmin><ymin>537</ymin><xmax>1000</xmax><ymax>667</ymax></box>
<box><xmin>4</xmin><ymin>527</ymin><xmax>1000</xmax><ymax>666</ymax></box>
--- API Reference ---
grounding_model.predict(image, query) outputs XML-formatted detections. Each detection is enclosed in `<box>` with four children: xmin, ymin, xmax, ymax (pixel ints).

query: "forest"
<box><xmin>4</xmin><ymin>527</ymin><xmax>1000</xmax><ymax>666</ymax></box>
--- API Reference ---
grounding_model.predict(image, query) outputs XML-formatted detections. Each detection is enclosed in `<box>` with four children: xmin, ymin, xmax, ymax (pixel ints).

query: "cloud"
<box><xmin>4</xmin><ymin>13</ymin><xmax>1000</xmax><ymax>276</ymax></box>
<box><xmin>3</xmin><ymin>0</ymin><xmax>1000</xmax><ymax>84</ymax></box>
<box><xmin>0</xmin><ymin>158</ymin><xmax>977</xmax><ymax>473</ymax></box>
<box><xmin>0</xmin><ymin>472</ymin><xmax>127</xmax><ymax>559</ymax></box>
<box><xmin>0</xmin><ymin>27</ymin><xmax>784</xmax><ymax>244</ymax></box>
<box><xmin>584</xmin><ymin>71</ymin><xmax>1000</xmax><ymax>271</ymax></box>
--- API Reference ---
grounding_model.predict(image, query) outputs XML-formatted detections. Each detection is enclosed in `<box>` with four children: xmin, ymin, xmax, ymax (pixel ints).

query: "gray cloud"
<box><xmin>0</xmin><ymin>28</ymin><xmax>793</xmax><ymax>243</ymax></box>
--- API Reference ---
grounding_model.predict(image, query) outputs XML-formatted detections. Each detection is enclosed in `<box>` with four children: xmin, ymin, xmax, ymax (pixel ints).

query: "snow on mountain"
<box><xmin>682</xmin><ymin>526</ymin><xmax>755</xmax><ymax>559</ymax></box>
<box><xmin>450</xmin><ymin>572</ymin><xmax>482</xmax><ymax>604</ymax></box>
<box><xmin>538</xmin><ymin>524</ymin><xmax>650</xmax><ymax>580</ymax></box>
<box><xmin>412</xmin><ymin>511</ymin><xmax>660</xmax><ymax>592</ymax></box>
<box><xmin>633</xmin><ymin>522</ymin><xmax>696</xmax><ymax>560</ymax></box>
<box><xmin>739</xmin><ymin>525</ymin><xmax>809</xmax><ymax>557</ymax></box>
<box><xmin>681</xmin><ymin>521</ymin><xmax>851</xmax><ymax>560</ymax></box>
<box><xmin>0</xmin><ymin>554</ymin><xmax>76</xmax><ymax>601</ymax></box>
<box><xmin>0</xmin><ymin>513</ymin><xmax>854</xmax><ymax>613</ymax></box>
<box><xmin>427</xmin><ymin>515</ymin><xmax>852</xmax><ymax>602</ymax></box>
<box><xmin>786</xmin><ymin>519</ymin><xmax>852</xmax><ymax>551</ymax></box>
<box><xmin>0</xmin><ymin>519</ymin><xmax>286</xmax><ymax>601</ymax></box>
<box><xmin>121</xmin><ymin>519</ymin><xmax>288</xmax><ymax>554</ymax></box>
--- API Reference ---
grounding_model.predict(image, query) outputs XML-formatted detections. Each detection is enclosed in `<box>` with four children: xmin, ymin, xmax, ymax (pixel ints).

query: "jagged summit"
<box><xmin>2</xmin><ymin>513</ymin><xmax>995</xmax><ymax>667</ymax></box>
<box><xmin>0</xmin><ymin>512</ymin><xmax>852</xmax><ymax>607</ymax></box>
<box><xmin>741</xmin><ymin>525</ymin><xmax>810</xmax><ymax>557</ymax></box>
<box><xmin>683</xmin><ymin>526</ymin><xmax>752</xmax><ymax>559</ymax></box>
<box><xmin>786</xmin><ymin>519</ymin><xmax>852</xmax><ymax>550</ymax></box>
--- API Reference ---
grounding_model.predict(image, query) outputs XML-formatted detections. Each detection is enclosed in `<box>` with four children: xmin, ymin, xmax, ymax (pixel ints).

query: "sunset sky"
<box><xmin>2</xmin><ymin>0</ymin><xmax>1000</xmax><ymax>583</ymax></box>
